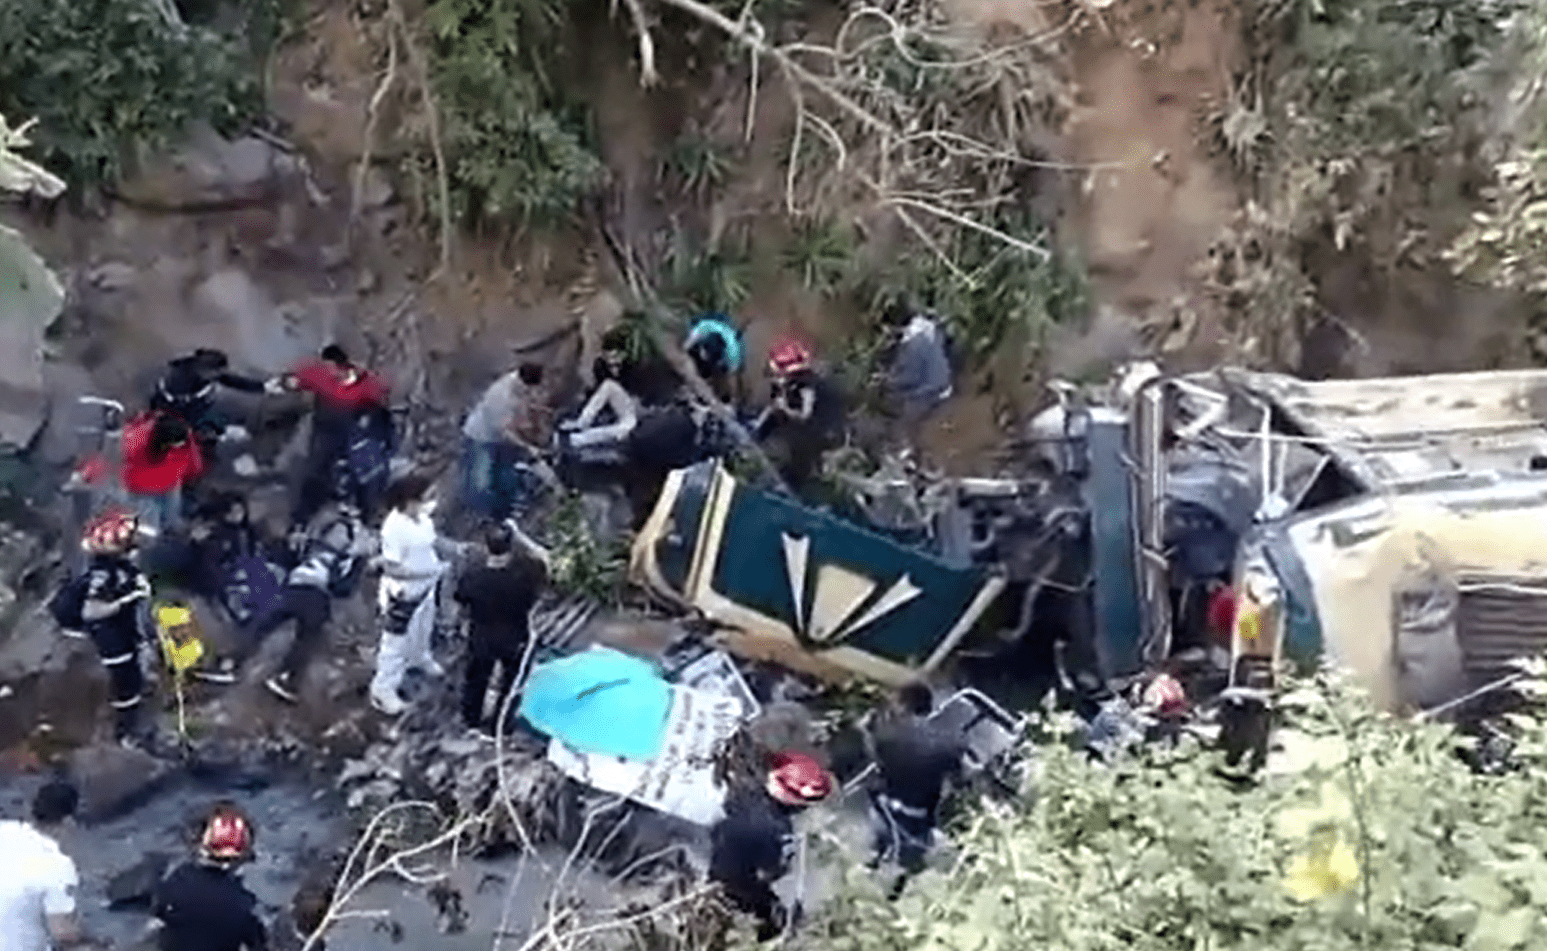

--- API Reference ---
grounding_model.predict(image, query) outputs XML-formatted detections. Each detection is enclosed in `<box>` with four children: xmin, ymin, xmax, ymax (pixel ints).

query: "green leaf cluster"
<box><xmin>0</xmin><ymin>0</ymin><xmax>273</xmax><ymax>189</ymax></box>
<box><xmin>771</xmin><ymin>667</ymin><xmax>1547</xmax><ymax>951</ymax></box>
<box><xmin>422</xmin><ymin>0</ymin><xmax>606</xmax><ymax>229</ymax></box>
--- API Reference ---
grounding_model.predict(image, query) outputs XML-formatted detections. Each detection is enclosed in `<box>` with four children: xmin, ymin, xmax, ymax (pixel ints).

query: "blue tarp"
<box><xmin>518</xmin><ymin>647</ymin><xmax>674</xmax><ymax>760</ymax></box>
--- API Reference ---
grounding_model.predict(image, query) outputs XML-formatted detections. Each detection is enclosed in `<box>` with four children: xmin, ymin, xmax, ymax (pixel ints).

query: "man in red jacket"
<box><xmin>281</xmin><ymin>345</ymin><xmax>394</xmax><ymax>524</ymax></box>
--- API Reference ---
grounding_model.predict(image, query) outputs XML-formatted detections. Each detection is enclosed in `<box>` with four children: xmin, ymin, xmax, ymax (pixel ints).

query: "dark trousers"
<box><xmin>89</xmin><ymin>618</ymin><xmax>144</xmax><ymax>740</ymax></box>
<box><xmin>461</xmin><ymin>632</ymin><xmax>525</xmax><ymax>728</ymax></box>
<box><xmin>716</xmin><ymin>874</ymin><xmax>784</xmax><ymax>941</ymax></box>
<box><xmin>868</xmin><ymin>792</ymin><xmax>935</xmax><ymax>898</ymax></box>
<box><xmin>246</xmin><ymin>584</ymin><xmax>332</xmax><ymax>678</ymax></box>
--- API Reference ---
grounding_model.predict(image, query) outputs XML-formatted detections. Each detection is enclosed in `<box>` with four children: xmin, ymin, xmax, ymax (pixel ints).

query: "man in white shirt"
<box><xmin>0</xmin><ymin>780</ymin><xmax>100</xmax><ymax>951</ymax></box>
<box><xmin>369</xmin><ymin>472</ymin><xmax>450</xmax><ymax>715</ymax></box>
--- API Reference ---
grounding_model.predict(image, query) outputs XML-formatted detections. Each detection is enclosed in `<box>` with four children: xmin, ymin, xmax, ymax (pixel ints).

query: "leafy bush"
<box><xmin>0</xmin><ymin>0</ymin><xmax>273</xmax><ymax>189</ymax></box>
<box><xmin>422</xmin><ymin>0</ymin><xmax>606</xmax><ymax>229</ymax></box>
<box><xmin>779</xmin><ymin>666</ymin><xmax>1547</xmax><ymax>951</ymax></box>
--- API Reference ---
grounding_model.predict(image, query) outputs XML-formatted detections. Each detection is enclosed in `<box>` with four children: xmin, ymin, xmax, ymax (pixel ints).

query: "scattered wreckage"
<box><xmin>621</xmin><ymin>363</ymin><xmax>1547</xmax><ymax>772</ymax></box>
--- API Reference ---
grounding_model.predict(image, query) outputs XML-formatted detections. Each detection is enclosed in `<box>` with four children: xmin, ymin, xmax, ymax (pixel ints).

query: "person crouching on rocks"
<box><xmin>709</xmin><ymin>750</ymin><xmax>832</xmax><ymax>941</ymax></box>
<box><xmin>369</xmin><ymin>472</ymin><xmax>450</xmax><ymax>716</ymax></box>
<box><xmin>76</xmin><ymin>510</ymin><xmax>154</xmax><ymax>748</ymax></box>
<box><xmin>151</xmin><ymin>802</ymin><xmax>268</xmax><ymax>951</ymax></box>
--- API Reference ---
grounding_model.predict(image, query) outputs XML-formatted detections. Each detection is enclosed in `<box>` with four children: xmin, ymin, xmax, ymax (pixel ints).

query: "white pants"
<box><xmin>370</xmin><ymin>580</ymin><xmax>439</xmax><ymax>705</ymax></box>
<box><xmin>570</xmin><ymin>379</ymin><xmax>638</xmax><ymax>448</ymax></box>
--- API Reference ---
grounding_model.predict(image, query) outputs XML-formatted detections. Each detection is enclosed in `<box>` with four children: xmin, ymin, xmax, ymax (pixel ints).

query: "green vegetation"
<box><xmin>0</xmin><ymin>0</ymin><xmax>282</xmax><ymax>189</ymax></box>
<box><xmin>770</xmin><ymin>666</ymin><xmax>1547</xmax><ymax>951</ymax></box>
<box><xmin>421</xmin><ymin>0</ymin><xmax>606</xmax><ymax>229</ymax></box>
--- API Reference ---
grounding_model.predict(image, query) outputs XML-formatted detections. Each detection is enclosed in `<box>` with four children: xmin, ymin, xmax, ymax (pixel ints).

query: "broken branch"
<box><xmin>615</xmin><ymin>0</ymin><xmax>660</xmax><ymax>86</ymax></box>
<box><xmin>386</xmin><ymin>0</ymin><xmax>454</xmax><ymax>279</ymax></box>
<box><xmin>350</xmin><ymin>16</ymin><xmax>399</xmax><ymax>239</ymax></box>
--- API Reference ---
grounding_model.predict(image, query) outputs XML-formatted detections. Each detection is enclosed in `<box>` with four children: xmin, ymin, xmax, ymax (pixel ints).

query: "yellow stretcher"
<box><xmin>153</xmin><ymin>600</ymin><xmax>206</xmax><ymax>743</ymax></box>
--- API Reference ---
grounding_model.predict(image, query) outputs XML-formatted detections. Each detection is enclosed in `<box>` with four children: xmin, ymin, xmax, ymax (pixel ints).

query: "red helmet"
<box><xmin>765</xmin><ymin>751</ymin><xmax>833</xmax><ymax>806</ymax></box>
<box><xmin>200</xmin><ymin>806</ymin><xmax>254</xmax><ymax>863</ymax></box>
<box><xmin>767</xmin><ymin>337</ymin><xmax>812</xmax><ymax>376</ymax></box>
<box><xmin>82</xmin><ymin>509</ymin><xmax>139</xmax><ymax>554</ymax></box>
<box><xmin>1141</xmin><ymin>673</ymin><xmax>1188</xmax><ymax>718</ymax></box>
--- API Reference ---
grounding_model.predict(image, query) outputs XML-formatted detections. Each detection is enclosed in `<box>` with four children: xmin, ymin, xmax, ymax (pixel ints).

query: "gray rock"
<box><xmin>118</xmin><ymin>130</ymin><xmax>291</xmax><ymax>208</ymax></box>
<box><xmin>359</xmin><ymin>169</ymin><xmax>395</xmax><ymax>210</ymax></box>
<box><xmin>68</xmin><ymin>743</ymin><xmax>174</xmax><ymax>819</ymax></box>
<box><xmin>87</xmin><ymin>262</ymin><xmax>137</xmax><ymax>291</ymax></box>
<box><xmin>105</xmin><ymin>851</ymin><xmax>170</xmax><ymax>907</ymax></box>
<box><xmin>191</xmin><ymin>270</ymin><xmax>310</xmax><ymax>373</ymax></box>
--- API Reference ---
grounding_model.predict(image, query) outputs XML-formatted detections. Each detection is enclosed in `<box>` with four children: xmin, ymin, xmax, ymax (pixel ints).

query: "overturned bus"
<box><xmin>630</xmin><ymin>362</ymin><xmax>1547</xmax><ymax>719</ymax></box>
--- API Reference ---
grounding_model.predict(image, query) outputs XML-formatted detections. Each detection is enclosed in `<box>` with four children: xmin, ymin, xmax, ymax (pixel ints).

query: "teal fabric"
<box><xmin>518</xmin><ymin>647</ymin><xmax>673</xmax><ymax>760</ymax></box>
<box><xmin>686</xmin><ymin>315</ymin><xmax>744</xmax><ymax>372</ymax></box>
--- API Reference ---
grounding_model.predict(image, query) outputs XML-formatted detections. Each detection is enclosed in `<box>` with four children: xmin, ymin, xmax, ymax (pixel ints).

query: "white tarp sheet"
<box><xmin>546</xmin><ymin>684</ymin><xmax>748</xmax><ymax>826</ymax></box>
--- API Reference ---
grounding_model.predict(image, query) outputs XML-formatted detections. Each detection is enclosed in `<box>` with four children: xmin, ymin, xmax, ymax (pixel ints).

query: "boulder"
<box><xmin>68</xmin><ymin>742</ymin><xmax>175</xmax><ymax>820</ymax></box>
<box><xmin>191</xmin><ymin>269</ymin><xmax>311</xmax><ymax>373</ymax></box>
<box><xmin>117</xmin><ymin>130</ymin><xmax>294</xmax><ymax>209</ymax></box>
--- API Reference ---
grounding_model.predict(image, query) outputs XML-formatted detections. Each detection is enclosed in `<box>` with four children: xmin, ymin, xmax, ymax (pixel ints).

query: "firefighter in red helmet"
<box><xmin>752</xmin><ymin>336</ymin><xmax>843</xmax><ymax>495</ymax></box>
<box><xmin>150</xmin><ymin>803</ymin><xmax>268</xmax><ymax>951</ymax></box>
<box><xmin>709</xmin><ymin>750</ymin><xmax>833</xmax><ymax>941</ymax></box>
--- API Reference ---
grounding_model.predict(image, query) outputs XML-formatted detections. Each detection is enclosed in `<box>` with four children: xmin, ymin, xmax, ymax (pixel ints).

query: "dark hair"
<box><xmin>484</xmin><ymin>522</ymin><xmax>514</xmax><ymax>556</ymax></box>
<box><xmin>517</xmin><ymin>363</ymin><xmax>544</xmax><ymax>387</ymax></box>
<box><xmin>148</xmin><ymin>413</ymin><xmax>192</xmax><ymax>464</ymax></box>
<box><xmin>898</xmin><ymin>681</ymin><xmax>933</xmax><ymax>716</ymax></box>
<box><xmin>32</xmin><ymin>779</ymin><xmax>80</xmax><ymax>825</ymax></box>
<box><xmin>320</xmin><ymin>344</ymin><xmax>351</xmax><ymax>367</ymax></box>
<box><xmin>382</xmin><ymin>472</ymin><xmax>434</xmax><ymax>511</ymax></box>
<box><xmin>191</xmin><ymin>348</ymin><xmax>230</xmax><ymax>373</ymax></box>
<box><xmin>882</xmin><ymin>298</ymin><xmax>914</xmax><ymax>327</ymax></box>
<box><xmin>600</xmin><ymin>326</ymin><xmax>632</xmax><ymax>353</ymax></box>
<box><xmin>689</xmin><ymin>333</ymin><xmax>726</xmax><ymax>366</ymax></box>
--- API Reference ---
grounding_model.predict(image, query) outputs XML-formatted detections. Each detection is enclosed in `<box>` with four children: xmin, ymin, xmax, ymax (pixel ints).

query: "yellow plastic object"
<box><xmin>154</xmin><ymin>600</ymin><xmax>205</xmax><ymax>674</ymax></box>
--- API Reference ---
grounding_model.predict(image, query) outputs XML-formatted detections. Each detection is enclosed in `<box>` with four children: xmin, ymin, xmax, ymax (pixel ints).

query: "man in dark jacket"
<box><xmin>865</xmin><ymin>682</ymin><xmax>966</xmax><ymax>898</ymax></box>
<box><xmin>150</xmin><ymin>348</ymin><xmax>273</xmax><ymax>462</ymax></box>
<box><xmin>453</xmin><ymin>521</ymin><xmax>549</xmax><ymax>736</ymax></box>
<box><xmin>709</xmin><ymin>751</ymin><xmax>832</xmax><ymax>941</ymax></box>
<box><xmin>152</xmin><ymin>803</ymin><xmax>267</xmax><ymax>951</ymax></box>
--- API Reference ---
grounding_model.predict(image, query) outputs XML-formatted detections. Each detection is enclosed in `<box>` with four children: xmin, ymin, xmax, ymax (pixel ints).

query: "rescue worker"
<box><xmin>121</xmin><ymin>410</ymin><xmax>205</xmax><ymax>532</ymax></box>
<box><xmin>453</xmin><ymin>520</ymin><xmax>550</xmax><ymax>737</ymax></box>
<box><xmin>151</xmin><ymin>802</ymin><xmax>268</xmax><ymax>951</ymax></box>
<box><xmin>369</xmin><ymin>473</ymin><xmax>449</xmax><ymax>716</ymax></box>
<box><xmin>752</xmin><ymin>337</ymin><xmax>843</xmax><ymax>495</ymax></box>
<box><xmin>880</xmin><ymin>300</ymin><xmax>952</xmax><ymax>451</ymax></box>
<box><xmin>225</xmin><ymin>500</ymin><xmax>371</xmax><ymax>701</ymax></box>
<box><xmin>685</xmin><ymin>313</ymin><xmax>743</xmax><ymax>401</ymax></box>
<box><xmin>709</xmin><ymin>750</ymin><xmax>832</xmax><ymax>941</ymax></box>
<box><xmin>149</xmin><ymin>348</ymin><xmax>273</xmax><ymax>461</ymax></box>
<box><xmin>0</xmin><ymin>780</ymin><xmax>101</xmax><ymax>951</ymax></box>
<box><xmin>461</xmin><ymin>362</ymin><xmax>554</xmax><ymax>518</ymax></box>
<box><xmin>864</xmin><ymin>682</ymin><xmax>966</xmax><ymax>899</ymax></box>
<box><xmin>78</xmin><ymin>510</ymin><xmax>153</xmax><ymax>746</ymax></box>
<box><xmin>281</xmin><ymin>344</ymin><xmax>393</xmax><ymax>524</ymax></box>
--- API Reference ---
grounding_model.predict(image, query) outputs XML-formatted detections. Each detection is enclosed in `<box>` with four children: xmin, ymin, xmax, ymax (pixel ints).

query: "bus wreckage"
<box><xmin>630</xmin><ymin>363</ymin><xmax>1547</xmax><ymax>750</ymax></box>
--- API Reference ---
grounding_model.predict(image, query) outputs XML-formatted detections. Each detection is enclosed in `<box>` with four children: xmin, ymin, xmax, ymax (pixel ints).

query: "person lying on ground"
<box><xmin>863</xmin><ymin>681</ymin><xmax>966</xmax><ymax>899</ymax></box>
<box><xmin>752</xmin><ymin>337</ymin><xmax>844</xmax><ymax>495</ymax></box>
<box><xmin>461</xmin><ymin>361</ymin><xmax>556</xmax><ymax>519</ymax></box>
<box><xmin>709</xmin><ymin>750</ymin><xmax>832</xmax><ymax>942</ymax></box>
<box><xmin>150</xmin><ymin>348</ymin><xmax>275</xmax><ymax>459</ymax></box>
<box><xmin>454</xmin><ymin>520</ymin><xmax>549</xmax><ymax>738</ymax></box>
<box><xmin>277</xmin><ymin>344</ymin><xmax>393</xmax><ymax>524</ymax></box>
<box><xmin>122</xmin><ymin>410</ymin><xmax>205</xmax><ymax>533</ymax></box>
<box><xmin>879</xmin><ymin>299</ymin><xmax>953</xmax><ymax>452</ymax></box>
<box><xmin>151</xmin><ymin>803</ymin><xmax>268</xmax><ymax>951</ymax></box>
<box><xmin>68</xmin><ymin>510</ymin><xmax>154</xmax><ymax>747</ymax></box>
<box><xmin>0</xmin><ymin>779</ymin><xmax>105</xmax><ymax>951</ymax></box>
<box><xmin>199</xmin><ymin>499</ymin><xmax>370</xmax><ymax>696</ymax></box>
<box><xmin>370</xmin><ymin>472</ymin><xmax>452</xmax><ymax>717</ymax></box>
<box><xmin>685</xmin><ymin>313</ymin><xmax>743</xmax><ymax>402</ymax></box>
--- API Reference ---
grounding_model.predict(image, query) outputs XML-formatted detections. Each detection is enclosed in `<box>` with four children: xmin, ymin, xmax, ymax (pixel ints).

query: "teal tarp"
<box><xmin>518</xmin><ymin>647</ymin><xmax>673</xmax><ymax>761</ymax></box>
